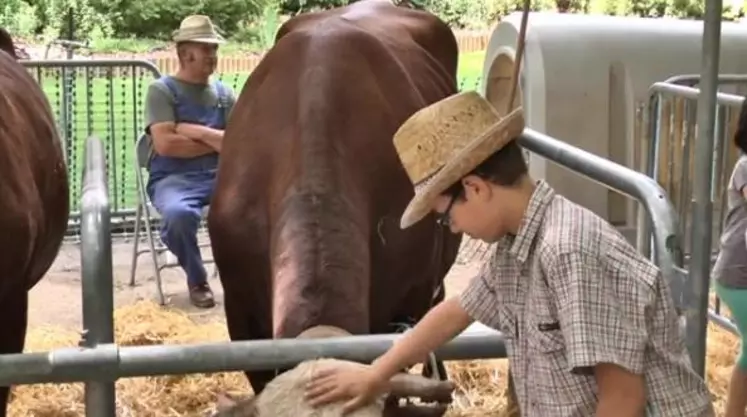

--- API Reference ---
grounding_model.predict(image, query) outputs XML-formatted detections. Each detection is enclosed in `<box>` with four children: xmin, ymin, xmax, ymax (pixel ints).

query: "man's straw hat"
<box><xmin>172</xmin><ymin>15</ymin><xmax>225</xmax><ymax>44</ymax></box>
<box><xmin>393</xmin><ymin>90</ymin><xmax>525</xmax><ymax>229</ymax></box>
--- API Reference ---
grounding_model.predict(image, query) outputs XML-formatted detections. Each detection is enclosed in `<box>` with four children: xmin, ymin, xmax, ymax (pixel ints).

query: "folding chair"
<box><xmin>129</xmin><ymin>134</ymin><xmax>217</xmax><ymax>305</ymax></box>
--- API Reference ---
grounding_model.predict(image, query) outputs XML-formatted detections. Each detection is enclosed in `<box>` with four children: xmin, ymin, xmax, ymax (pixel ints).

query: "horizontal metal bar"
<box><xmin>664</xmin><ymin>73</ymin><xmax>747</xmax><ymax>87</ymax></box>
<box><xmin>519</xmin><ymin>128</ymin><xmax>683</xmax><ymax>277</ymax></box>
<box><xmin>708</xmin><ymin>309</ymin><xmax>738</xmax><ymax>335</ymax></box>
<box><xmin>20</xmin><ymin>59</ymin><xmax>161</xmax><ymax>75</ymax></box>
<box><xmin>649</xmin><ymin>82</ymin><xmax>744</xmax><ymax>107</ymax></box>
<box><xmin>0</xmin><ymin>325</ymin><xmax>505</xmax><ymax>386</ymax></box>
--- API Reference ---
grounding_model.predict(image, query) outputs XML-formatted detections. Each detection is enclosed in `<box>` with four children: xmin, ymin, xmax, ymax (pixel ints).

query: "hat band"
<box><xmin>176</xmin><ymin>31</ymin><xmax>219</xmax><ymax>37</ymax></box>
<box><xmin>174</xmin><ymin>26</ymin><xmax>221</xmax><ymax>39</ymax></box>
<box><xmin>413</xmin><ymin>164</ymin><xmax>445</xmax><ymax>192</ymax></box>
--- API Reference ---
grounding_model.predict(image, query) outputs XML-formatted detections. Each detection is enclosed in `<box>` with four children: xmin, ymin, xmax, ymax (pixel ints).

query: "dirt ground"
<box><xmin>27</xmin><ymin>232</ymin><xmax>492</xmax><ymax>332</ymax></box>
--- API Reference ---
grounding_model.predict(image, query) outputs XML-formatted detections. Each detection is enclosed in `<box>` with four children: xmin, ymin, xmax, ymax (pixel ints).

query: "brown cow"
<box><xmin>0</xmin><ymin>28</ymin><xmax>70</xmax><ymax>416</ymax></box>
<box><xmin>0</xmin><ymin>28</ymin><xmax>15</xmax><ymax>58</ymax></box>
<box><xmin>207</xmin><ymin>0</ymin><xmax>462</xmax><ymax>414</ymax></box>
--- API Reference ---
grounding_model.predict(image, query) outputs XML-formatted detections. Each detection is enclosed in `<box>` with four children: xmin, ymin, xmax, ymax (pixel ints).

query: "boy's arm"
<box><xmin>369</xmin><ymin>296</ymin><xmax>473</xmax><ymax>380</ymax></box>
<box><xmin>304</xmin><ymin>259</ymin><xmax>496</xmax><ymax>411</ymax></box>
<box><xmin>370</xmin><ymin>253</ymin><xmax>498</xmax><ymax>380</ymax></box>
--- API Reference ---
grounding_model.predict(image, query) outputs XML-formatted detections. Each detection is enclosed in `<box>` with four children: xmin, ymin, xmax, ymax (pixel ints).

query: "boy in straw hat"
<box><xmin>303</xmin><ymin>90</ymin><xmax>714</xmax><ymax>415</ymax></box>
<box><xmin>143</xmin><ymin>15</ymin><xmax>235</xmax><ymax>308</ymax></box>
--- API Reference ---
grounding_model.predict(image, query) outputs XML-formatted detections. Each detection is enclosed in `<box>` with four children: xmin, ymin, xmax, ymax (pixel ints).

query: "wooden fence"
<box><xmin>152</xmin><ymin>29</ymin><xmax>490</xmax><ymax>74</ymax></box>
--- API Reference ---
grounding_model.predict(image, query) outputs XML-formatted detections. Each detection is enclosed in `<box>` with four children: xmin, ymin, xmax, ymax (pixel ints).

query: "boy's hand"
<box><xmin>304</xmin><ymin>363</ymin><xmax>389</xmax><ymax>414</ymax></box>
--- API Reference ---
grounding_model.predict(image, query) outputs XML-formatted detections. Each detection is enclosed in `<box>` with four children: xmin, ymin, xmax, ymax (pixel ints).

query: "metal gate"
<box><xmin>22</xmin><ymin>59</ymin><xmax>161</xmax><ymax>230</ymax></box>
<box><xmin>21</xmin><ymin>58</ymin><xmax>485</xmax><ymax>240</ymax></box>
<box><xmin>642</xmin><ymin>75</ymin><xmax>747</xmax><ymax>341</ymax></box>
<box><xmin>0</xmin><ymin>128</ymin><xmax>683</xmax><ymax>416</ymax></box>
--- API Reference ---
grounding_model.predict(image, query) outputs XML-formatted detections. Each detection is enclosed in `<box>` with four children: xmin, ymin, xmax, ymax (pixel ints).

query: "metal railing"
<box><xmin>19</xmin><ymin>58</ymin><xmax>485</xmax><ymax>240</ymax></box>
<box><xmin>642</xmin><ymin>80</ymin><xmax>745</xmax><ymax>341</ymax></box>
<box><xmin>79</xmin><ymin>136</ymin><xmax>116</xmax><ymax>415</ymax></box>
<box><xmin>0</xmin><ymin>128</ymin><xmax>685</xmax><ymax>415</ymax></box>
<box><xmin>518</xmin><ymin>129</ymin><xmax>696</xmax><ymax>364</ymax></box>
<box><xmin>21</xmin><ymin>59</ymin><xmax>162</xmax><ymax>227</ymax></box>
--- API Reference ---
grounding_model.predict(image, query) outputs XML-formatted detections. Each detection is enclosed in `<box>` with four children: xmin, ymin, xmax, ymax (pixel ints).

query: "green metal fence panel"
<box><xmin>22</xmin><ymin>59</ymin><xmax>162</xmax><ymax>225</ymax></box>
<box><xmin>21</xmin><ymin>58</ymin><xmax>482</xmax><ymax>232</ymax></box>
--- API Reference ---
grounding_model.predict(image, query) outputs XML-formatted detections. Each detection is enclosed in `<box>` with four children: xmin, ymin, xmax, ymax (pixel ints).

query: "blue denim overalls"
<box><xmin>146</xmin><ymin>75</ymin><xmax>228</xmax><ymax>288</ymax></box>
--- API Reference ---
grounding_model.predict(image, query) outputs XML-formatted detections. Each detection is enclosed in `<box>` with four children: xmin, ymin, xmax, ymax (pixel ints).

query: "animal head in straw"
<box><xmin>210</xmin><ymin>358</ymin><xmax>385</xmax><ymax>417</ymax></box>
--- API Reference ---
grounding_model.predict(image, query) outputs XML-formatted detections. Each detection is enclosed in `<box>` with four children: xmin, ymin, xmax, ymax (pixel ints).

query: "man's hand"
<box><xmin>305</xmin><ymin>362</ymin><xmax>389</xmax><ymax>415</ymax></box>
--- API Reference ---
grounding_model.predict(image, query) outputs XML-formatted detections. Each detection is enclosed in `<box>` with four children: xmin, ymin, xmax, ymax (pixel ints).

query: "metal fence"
<box><xmin>20</xmin><ymin>58</ymin><xmax>484</xmax><ymax>237</ymax></box>
<box><xmin>21</xmin><ymin>59</ymin><xmax>160</xmax><ymax>229</ymax></box>
<box><xmin>8</xmin><ymin>58</ymin><xmax>702</xmax><ymax>411</ymax></box>
<box><xmin>0</xmin><ymin>129</ymin><xmax>686</xmax><ymax>415</ymax></box>
<box><xmin>640</xmin><ymin>76</ymin><xmax>747</xmax><ymax>346</ymax></box>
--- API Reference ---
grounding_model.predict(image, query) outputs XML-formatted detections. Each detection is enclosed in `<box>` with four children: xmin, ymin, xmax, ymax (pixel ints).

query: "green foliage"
<box><xmin>280</xmin><ymin>0</ymin><xmax>349</xmax><ymax>14</ymax></box>
<box><xmin>0</xmin><ymin>0</ymin><xmax>38</xmax><ymax>36</ymax></box>
<box><xmin>0</xmin><ymin>0</ymin><xmax>742</xmax><ymax>48</ymax></box>
<box><xmin>87</xmin><ymin>0</ymin><xmax>269</xmax><ymax>40</ymax></box>
<box><xmin>29</xmin><ymin>0</ymin><xmax>111</xmax><ymax>39</ymax></box>
<box><xmin>233</xmin><ymin>1</ymin><xmax>283</xmax><ymax>47</ymax></box>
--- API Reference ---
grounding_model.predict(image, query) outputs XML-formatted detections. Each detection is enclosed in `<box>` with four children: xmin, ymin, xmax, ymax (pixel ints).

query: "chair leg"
<box><xmin>143</xmin><ymin>204</ymin><xmax>166</xmax><ymax>306</ymax></box>
<box><xmin>129</xmin><ymin>201</ymin><xmax>143</xmax><ymax>287</ymax></box>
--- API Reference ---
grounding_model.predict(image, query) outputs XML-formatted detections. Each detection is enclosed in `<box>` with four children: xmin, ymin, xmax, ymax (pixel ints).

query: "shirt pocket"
<box><xmin>526</xmin><ymin>321</ymin><xmax>564</xmax><ymax>353</ymax></box>
<box><xmin>524</xmin><ymin>290</ymin><xmax>563</xmax><ymax>354</ymax></box>
<box><xmin>524</xmin><ymin>313</ymin><xmax>568</xmax><ymax>406</ymax></box>
<box><xmin>525</xmin><ymin>319</ymin><xmax>597</xmax><ymax>412</ymax></box>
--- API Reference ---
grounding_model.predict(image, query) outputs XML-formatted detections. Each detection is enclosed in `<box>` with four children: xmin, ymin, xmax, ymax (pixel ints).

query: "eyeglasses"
<box><xmin>436</xmin><ymin>193</ymin><xmax>458</xmax><ymax>227</ymax></box>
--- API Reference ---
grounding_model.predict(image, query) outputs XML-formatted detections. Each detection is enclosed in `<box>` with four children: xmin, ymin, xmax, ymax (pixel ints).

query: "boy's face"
<box><xmin>431</xmin><ymin>175</ymin><xmax>509</xmax><ymax>243</ymax></box>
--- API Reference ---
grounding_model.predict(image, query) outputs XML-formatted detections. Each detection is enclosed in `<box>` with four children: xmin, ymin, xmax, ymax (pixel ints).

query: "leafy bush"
<box><xmin>0</xmin><ymin>0</ymin><xmax>742</xmax><ymax>45</ymax></box>
<box><xmin>87</xmin><ymin>0</ymin><xmax>270</xmax><ymax>39</ymax></box>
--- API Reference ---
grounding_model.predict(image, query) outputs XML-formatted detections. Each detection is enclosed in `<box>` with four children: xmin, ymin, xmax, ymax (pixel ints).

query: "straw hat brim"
<box><xmin>399</xmin><ymin>107</ymin><xmax>526</xmax><ymax>229</ymax></box>
<box><xmin>173</xmin><ymin>35</ymin><xmax>226</xmax><ymax>44</ymax></box>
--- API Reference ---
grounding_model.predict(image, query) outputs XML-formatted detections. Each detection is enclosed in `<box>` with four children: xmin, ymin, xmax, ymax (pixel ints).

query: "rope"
<box><xmin>506</xmin><ymin>0</ymin><xmax>532</xmax><ymax>113</ymax></box>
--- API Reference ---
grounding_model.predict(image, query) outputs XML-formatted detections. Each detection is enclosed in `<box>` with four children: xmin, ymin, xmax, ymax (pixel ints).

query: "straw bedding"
<box><xmin>6</xmin><ymin>300</ymin><xmax>739</xmax><ymax>416</ymax></box>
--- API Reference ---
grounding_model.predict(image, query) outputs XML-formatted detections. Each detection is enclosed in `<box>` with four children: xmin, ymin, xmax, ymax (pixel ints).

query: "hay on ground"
<box><xmin>6</xmin><ymin>300</ymin><xmax>740</xmax><ymax>416</ymax></box>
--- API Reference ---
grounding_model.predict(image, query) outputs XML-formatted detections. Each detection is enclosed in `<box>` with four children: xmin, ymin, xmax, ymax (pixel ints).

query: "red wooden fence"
<box><xmin>150</xmin><ymin>30</ymin><xmax>490</xmax><ymax>74</ymax></box>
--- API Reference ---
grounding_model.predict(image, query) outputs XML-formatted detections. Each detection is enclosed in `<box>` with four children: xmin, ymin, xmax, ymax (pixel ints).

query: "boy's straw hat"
<box><xmin>393</xmin><ymin>89</ymin><xmax>525</xmax><ymax>229</ymax></box>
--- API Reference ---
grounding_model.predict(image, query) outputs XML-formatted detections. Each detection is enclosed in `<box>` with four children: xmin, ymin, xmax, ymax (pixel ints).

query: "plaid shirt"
<box><xmin>460</xmin><ymin>180</ymin><xmax>714</xmax><ymax>416</ymax></box>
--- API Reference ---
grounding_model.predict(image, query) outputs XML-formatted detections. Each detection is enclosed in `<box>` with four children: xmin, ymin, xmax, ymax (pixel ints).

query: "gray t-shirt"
<box><xmin>144</xmin><ymin>77</ymin><xmax>237</xmax><ymax>130</ymax></box>
<box><xmin>713</xmin><ymin>155</ymin><xmax>747</xmax><ymax>288</ymax></box>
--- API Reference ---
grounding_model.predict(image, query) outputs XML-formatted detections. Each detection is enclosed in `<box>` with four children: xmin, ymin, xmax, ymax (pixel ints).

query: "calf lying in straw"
<box><xmin>212</xmin><ymin>358</ymin><xmax>455</xmax><ymax>417</ymax></box>
<box><xmin>211</xmin><ymin>326</ymin><xmax>455</xmax><ymax>417</ymax></box>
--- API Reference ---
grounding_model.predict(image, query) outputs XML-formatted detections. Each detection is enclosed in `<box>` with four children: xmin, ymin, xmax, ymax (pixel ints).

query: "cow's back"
<box><xmin>215</xmin><ymin>0</ymin><xmax>459</xmax><ymax>216</ymax></box>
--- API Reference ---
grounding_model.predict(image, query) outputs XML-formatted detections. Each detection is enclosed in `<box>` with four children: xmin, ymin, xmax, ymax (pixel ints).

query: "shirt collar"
<box><xmin>505</xmin><ymin>180</ymin><xmax>556</xmax><ymax>265</ymax></box>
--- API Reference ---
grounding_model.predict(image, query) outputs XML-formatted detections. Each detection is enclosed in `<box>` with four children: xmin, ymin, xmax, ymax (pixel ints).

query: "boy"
<box><xmin>303</xmin><ymin>90</ymin><xmax>714</xmax><ymax>416</ymax></box>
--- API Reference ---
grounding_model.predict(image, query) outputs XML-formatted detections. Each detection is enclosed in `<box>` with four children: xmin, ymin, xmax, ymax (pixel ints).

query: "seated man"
<box><xmin>143</xmin><ymin>15</ymin><xmax>236</xmax><ymax>308</ymax></box>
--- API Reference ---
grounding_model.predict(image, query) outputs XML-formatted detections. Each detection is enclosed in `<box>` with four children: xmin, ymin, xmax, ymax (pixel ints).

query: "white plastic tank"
<box><xmin>482</xmin><ymin>13</ymin><xmax>747</xmax><ymax>229</ymax></box>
